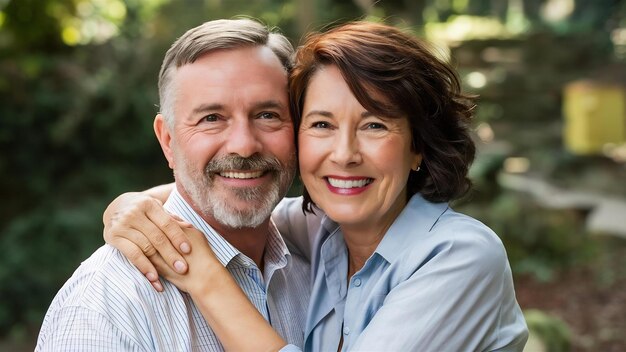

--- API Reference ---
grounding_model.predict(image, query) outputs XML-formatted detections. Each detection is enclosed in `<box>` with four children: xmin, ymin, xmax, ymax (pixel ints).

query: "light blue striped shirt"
<box><xmin>36</xmin><ymin>188</ymin><xmax>310</xmax><ymax>351</ymax></box>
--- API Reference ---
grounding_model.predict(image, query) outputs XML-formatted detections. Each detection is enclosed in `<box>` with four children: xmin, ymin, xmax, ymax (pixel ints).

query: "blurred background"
<box><xmin>1</xmin><ymin>0</ymin><xmax>625</xmax><ymax>351</ymax></box>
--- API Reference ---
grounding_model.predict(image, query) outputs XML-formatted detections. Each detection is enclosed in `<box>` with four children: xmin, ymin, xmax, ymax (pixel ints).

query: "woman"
<box><xmin>104</xmin><ymin>21</ymin><xmax>528</xmax><ymax>351</ymax></box>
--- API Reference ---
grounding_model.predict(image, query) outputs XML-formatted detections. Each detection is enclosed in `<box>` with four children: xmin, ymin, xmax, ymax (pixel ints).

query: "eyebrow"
<box><xmin>189</xmin><ymin>103</ymin><xmax>224</xmax><ymax>118</ymax></box>
<box><xmin>303</xmin><ymin>110</ymin><xmax>375</xmax><ymax>119</ymax></box>
<box><xmin>187</xmin><ymin>100</ymin><xmax>286</xmax><ymax>120</ymax></box>
<box><xmin>253</xmin><ymin>100</ymin><xmax>286</xmax><ymax>110</ymax></box>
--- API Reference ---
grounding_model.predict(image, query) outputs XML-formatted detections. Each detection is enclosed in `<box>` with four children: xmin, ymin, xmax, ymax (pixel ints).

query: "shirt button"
<box><xmin>343</xmin><ymin>326</ymin><xmax>350</xmax><ymax>335</ymax></box>
<box><xmin>353</xmin><ymin>277</ymin><xmax>362</xmax><ymax>287</ymax></box>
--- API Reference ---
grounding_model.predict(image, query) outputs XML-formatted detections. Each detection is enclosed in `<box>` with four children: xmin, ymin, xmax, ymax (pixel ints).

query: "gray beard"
<box><xmin>207</xmin><ymin>179</ymin><xmax>280</xmax><ymax>228</ymax></box>
<box><xmin>175</xmin><ymin>153</ymin><xmax>295</xmax><ymax>229</ymax></box>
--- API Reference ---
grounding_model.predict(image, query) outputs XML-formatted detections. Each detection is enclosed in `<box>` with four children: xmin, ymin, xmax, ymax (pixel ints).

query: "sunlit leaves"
<box><xmin>49</xmin><ymin>0</ymin><xmax>126</xmax><ymax>45</ymax></box>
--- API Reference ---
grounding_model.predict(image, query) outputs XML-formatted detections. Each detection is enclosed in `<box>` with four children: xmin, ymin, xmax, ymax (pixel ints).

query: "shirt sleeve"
<box><xmin>36</xmin><ymin>305</ymin><xmax>145</xmax><ymax>352</ymax></box>
<box><xmin>272</xmin><ymin>197</ymin><xmax>323</xmax><ymax>261</ymax></box>
<box><xmin>349</xmin><ymin>222</ymin><xmax>528</xmax><ymax>352</ymax></box>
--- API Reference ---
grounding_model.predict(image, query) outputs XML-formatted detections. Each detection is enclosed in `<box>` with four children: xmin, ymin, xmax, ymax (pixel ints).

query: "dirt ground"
<box><xmin>515</xmin><ymin>238</ymin><xmax>626</xmax><ymax>352</ymax></box>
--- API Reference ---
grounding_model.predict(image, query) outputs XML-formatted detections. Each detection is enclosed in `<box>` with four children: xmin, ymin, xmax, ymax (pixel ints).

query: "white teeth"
<box><xmin>220</xmin><ymin>171</ymin><xmax>264</xmax><ymax>179</ymax></box>
<box><xmin>327</xmin><ymin>177</ymin><xmax>372</xmax><ymax>188</ymax></box>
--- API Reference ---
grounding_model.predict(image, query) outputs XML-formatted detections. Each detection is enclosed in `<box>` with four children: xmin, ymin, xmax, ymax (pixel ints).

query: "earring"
<box><xmin>413</xmin><ymin>165</ymin><xmax>421</xmax><ymax>172</ymax></box>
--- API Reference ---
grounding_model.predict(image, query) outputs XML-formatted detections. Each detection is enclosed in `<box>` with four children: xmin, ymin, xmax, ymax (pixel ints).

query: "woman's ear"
<box><xmin>412</xmin><ymin>153</ymin><xmax>423</xmax><ymax>172</ymax></box>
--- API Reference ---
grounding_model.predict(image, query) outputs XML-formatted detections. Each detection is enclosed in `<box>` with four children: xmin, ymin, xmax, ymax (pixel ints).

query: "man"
<box><xmin>36</xmin><ymin>19</ymin><xmax>309</xmax><ymax>351</ymax></box>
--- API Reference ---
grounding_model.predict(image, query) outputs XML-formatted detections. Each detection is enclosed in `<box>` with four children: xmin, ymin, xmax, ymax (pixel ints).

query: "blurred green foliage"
<box><xmin>524</xmin><ymin>309</ymin><xmax>571</xmax><ymax>352</ymax></box>
<box><xmin>1</xmin><ymin>0</ymin><xmax>625</xmax><ymax>342</ymax></box>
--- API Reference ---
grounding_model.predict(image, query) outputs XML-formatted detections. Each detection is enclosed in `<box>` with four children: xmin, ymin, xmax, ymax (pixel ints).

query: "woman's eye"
<box><xmin>311</xmin><ymin>121</ymin><xmax>331</xmax><ymax>129</ymax></box>
<box><xmin>365</xmin><ymin>122</ymin><xmax>386</xmax><ymax>130</ymax></box>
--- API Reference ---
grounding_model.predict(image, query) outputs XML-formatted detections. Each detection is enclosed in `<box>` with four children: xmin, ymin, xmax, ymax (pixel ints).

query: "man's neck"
<box><xmin>208</xmin><ymin>219</ymin><xmax>270</xmax><ymax>269</ymax></box>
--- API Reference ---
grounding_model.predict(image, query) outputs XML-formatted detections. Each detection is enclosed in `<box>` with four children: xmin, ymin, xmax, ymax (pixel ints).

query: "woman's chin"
<box><xmin>323</xmin><ymin>207</ymin><xmax>368</xmax><ymax>227</ymax></box>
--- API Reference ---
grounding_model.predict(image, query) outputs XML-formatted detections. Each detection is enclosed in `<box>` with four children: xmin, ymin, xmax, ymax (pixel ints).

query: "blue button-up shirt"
<box><xmin>37</xmin><ymin>188</ymin><xmax>310</xmax><ymax>351</ymax></box>
<box><xmin>273</xmin><ymin>194</ymin><xmax>528</xmax><ymax>352</ymax></box>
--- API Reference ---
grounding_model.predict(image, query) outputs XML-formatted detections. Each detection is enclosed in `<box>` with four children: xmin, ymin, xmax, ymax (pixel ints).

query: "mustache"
<box><xmin>204</xmin><ymin>154</ymin><xmax>283</xmax><ymax>173</ymax></box>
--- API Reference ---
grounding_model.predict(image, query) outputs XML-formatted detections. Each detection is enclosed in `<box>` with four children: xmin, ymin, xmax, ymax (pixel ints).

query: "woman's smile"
<box><xmin>324</xmin><ymin>175</ymin><xmax>374</xmax><ymax>195</ymax></box>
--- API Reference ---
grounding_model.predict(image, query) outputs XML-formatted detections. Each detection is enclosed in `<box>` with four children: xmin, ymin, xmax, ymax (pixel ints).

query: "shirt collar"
<box><xmin>374</xmin><ymin>193</ymin><xmax>449</xmax><ymax>264</ymax></box>
<box><xmin>163</xmin><ymin>187</ymin><xmax>291</xmax><ymax>272</ymax></box>
<box><xmin>163</xmin><ymin>187</ymin><xmax>239</xmax><ymax>268</ymax></box>
<box><xmin>319</xmin><ymin>222</ymin><xmax>348</xmax><ymax>304</ymax></box>
<box><xmin>264</xmin><ymin>218</ymin><xmax>291</xmax><ymax>282</ymax></box>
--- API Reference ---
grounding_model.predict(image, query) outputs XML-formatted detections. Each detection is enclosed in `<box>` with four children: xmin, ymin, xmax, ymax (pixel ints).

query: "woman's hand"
<box><xmin>103</xmin><ymin>189</ymin><xmax>287</xmax><ymax>350</ymax></box>
<box><xmin>149</xmin><ymin>226</ymin><xmax>225</xmax><ymax>296</ymax></box>
<box><xmin>151</xmin><ymin>227</ymin><xmax>288</xmax><ymax>352</ymax></box>
<box><xmin>103</xmin><ymin>187</ymin><xmax>195</xmax><ymax>291</ymax></box>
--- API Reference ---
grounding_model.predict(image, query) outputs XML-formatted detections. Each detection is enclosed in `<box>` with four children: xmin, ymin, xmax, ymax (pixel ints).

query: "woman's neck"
<box><xmin>341</xmin><ymin>194</ymin><xmax>408</xmax><ymax>276</ymax></box>
<box><xmin>342</xmin><ymin>221</ymin><xmax>392</xmax><ymax>277</ymax></box>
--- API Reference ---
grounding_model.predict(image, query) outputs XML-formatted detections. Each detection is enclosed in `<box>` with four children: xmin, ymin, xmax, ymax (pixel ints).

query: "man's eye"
<box><xmin>202</xmin><ymin>114</ymin><xmax>219</xmax><ymax>122</ymax></box>
<box><xmin>258</xmin><ymin>112</ymin><xmax>278</xmax><ymax>120</ymax></box>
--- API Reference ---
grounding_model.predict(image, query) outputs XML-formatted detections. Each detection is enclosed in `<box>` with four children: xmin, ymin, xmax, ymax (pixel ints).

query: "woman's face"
<box><xmin>298</xmin><ymin>65</ymin><xmax>422</xmax><ymax>230</ymax></box>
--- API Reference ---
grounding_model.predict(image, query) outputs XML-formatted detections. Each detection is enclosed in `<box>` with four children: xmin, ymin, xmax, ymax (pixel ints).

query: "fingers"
<box><xmin>180</xmin><ymin>227</ymin><xmax>224</xmax><ymax>268</ymax></box>
<box><xmin>171</xmin><ymin>213</ymin><xmax>194</xmax><ymax>228</ymax></box>
<box><xmin>118</xmin><ymin>223</ymin><xmax>160</xmax><ymax>258</ymax></box>
<box><xmin>107</xmin><ymin>196</ymin><xmax>190</xmax><ymax>274</ymax></box>
<box><xmin>151</xmin><ymin>280</ymin><xmax>163</xmax><ymax>292</ymax></box>
<box><xmin>151</xmin><ymin>252</ymin><xmax>191</xmax><ymax>293</ymax></box>
<box><xmin>143</xmin><ymin>199</ymin><xmax>193</xmax><ymax>255</ymax></box>
<box><xmin>182</xmin><ymin>225</ymin><xmax>210</xmax><ymax>244</ymax></box>
<box><xmin>181</xmin><ymin>226</ymin><xmax>218</xmax><ymax>257</ymax></box>
<box><xmin>109</xmin><ymin>237</ymin><xmax>162</xmax><ymax>291</ymax></box>
<box><xmin>134</xmin><ymin>213</ymin><xmax>189</xmax><ymax>275</ymax></box>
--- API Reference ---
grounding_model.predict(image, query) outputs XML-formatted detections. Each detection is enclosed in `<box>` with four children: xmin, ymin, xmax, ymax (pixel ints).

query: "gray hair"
<box><xmin>158</xmin><ymin>18</ymin><xmax>294</xmax><ymax>126</ymax></box>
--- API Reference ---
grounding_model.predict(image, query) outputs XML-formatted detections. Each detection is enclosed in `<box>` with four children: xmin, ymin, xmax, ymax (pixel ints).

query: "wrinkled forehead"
<box><xmin>170</xmin><ymin>47</ymin><xmax>288</xmax><ymax>92</ymax></box>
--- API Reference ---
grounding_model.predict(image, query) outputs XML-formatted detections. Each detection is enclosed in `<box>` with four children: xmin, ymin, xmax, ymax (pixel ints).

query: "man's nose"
<box><xmin>225</xmin><ymin>119</ymin><xmax>262</xmax><ymax>158</ymax></box>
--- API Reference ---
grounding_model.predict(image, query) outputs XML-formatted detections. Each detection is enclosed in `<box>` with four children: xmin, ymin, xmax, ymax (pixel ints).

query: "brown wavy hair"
<box><xmin>290</xmin><ymin>21</ymin><xmax>476</xmax><ymax>212</ymax></box>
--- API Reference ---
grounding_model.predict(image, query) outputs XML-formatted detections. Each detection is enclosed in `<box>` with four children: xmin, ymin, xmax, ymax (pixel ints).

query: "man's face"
<box><xmin>156</xmin><ymin>46</ymin><xmax>296</xmax><ymax>229</ymax></box>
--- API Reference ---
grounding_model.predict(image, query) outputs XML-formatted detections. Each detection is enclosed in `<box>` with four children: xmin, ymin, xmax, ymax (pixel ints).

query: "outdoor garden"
<box><xmin>1</xmin><ymin>0</ymin><xmax>625</xmax><ymax>351</ymax></box>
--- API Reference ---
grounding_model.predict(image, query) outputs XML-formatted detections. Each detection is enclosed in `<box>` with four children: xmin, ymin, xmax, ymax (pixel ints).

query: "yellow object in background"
<box><xmin>563</xmin><ymin>80</ymin><xmax>626</xmax><ymax>155</ymax></box>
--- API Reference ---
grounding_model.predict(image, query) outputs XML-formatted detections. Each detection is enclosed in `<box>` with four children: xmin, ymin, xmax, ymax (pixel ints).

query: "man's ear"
<box><xmin>154</xmin><ymin>114</ymin><xmax>175</xmax><ymax>169</ymax></box>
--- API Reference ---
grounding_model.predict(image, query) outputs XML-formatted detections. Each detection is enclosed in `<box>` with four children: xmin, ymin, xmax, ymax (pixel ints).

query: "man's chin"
<box><xmin>212</xmin><ymin>204</ymin><xmax>271</xmax><ymax>229</ymax></box>
<box><xmin>187</xmin><ymin>184</ymin><xmax>281</xmax><ymax>228</ymax></box>
<box><xmin>228</xmin><ymin>195</ymin><xmax>265</xmax><ymax>207</ymax></box>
